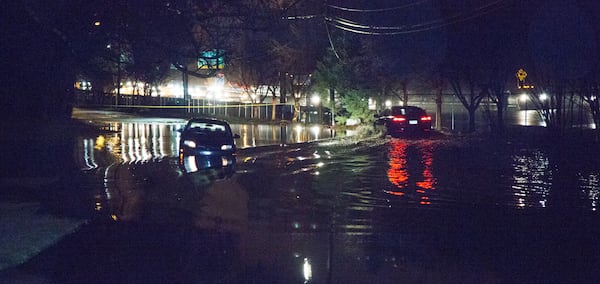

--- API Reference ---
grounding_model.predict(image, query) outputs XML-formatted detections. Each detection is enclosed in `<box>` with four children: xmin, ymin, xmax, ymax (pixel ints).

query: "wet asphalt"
<box><xmin>1</xmin><ymin>110</ymin><xmax>600</xmax><ymax>283</ymax></box>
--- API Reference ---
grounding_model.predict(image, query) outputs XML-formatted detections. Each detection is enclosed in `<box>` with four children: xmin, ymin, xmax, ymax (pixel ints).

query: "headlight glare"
<box><xmin>183</xmin><ymin>140</ymin><xmax>197</xmax><ymax>148</ymax></box>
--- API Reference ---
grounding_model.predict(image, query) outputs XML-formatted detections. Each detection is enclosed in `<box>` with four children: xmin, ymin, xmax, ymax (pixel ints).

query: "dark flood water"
<box><xmin>7</xmin><ymin>112</ymin><xmax>600</xmax><ymax>283</ymax></box>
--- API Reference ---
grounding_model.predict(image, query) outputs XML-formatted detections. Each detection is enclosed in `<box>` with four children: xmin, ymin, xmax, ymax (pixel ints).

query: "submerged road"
<box><xmin>1</xmin><ymin>109</ymin><xmax>600</xmax><ymax>283</ymax></box>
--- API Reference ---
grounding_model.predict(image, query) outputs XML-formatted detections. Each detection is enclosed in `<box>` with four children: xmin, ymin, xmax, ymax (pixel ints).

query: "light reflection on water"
<box><xmin>579</xmin><ymin>173</ymin><xmax>600</xmax><ymax>211</ymax></box>
<box><xmin>320</xmin><ymin>140</ymin><xmax>600</xmax><ymax>225</ymax></box>
<box><xmin>510</xmin><ymin>151</ymin><xmax>600</xmax><ymax>210</ymax></box>
<box><xmin>76</xmin><ymin>121</ymin><xmax>600</xmax><ymax>218</ymax></box>
<box><xmin>307</xmin><ymin>140</ymin><xmax>600</xmax><ymax>245</ymax></box>
<box><xmin>76</xmin><ymin>121</ymin><xmax>335</xmax><ymax>166</ymax></box>
<box><xmin>511</xmin><ymin>150</ymin><xmax>552</xmax><ymax>208</ymax></box>
<box><xmin>230</xmin><ymin>123</ymin><xmax>335</xmax><ymax>148</ymax></box>
<box><xmin>117</xmin><ymin>122</ymin><xmax>180</xmax><ymax>163</ymax></box>
<box><xmin>385</xmin><ymin>140</ymin><xmax>436</xmax><ymax>205</ymax></box>
<box><xmin>79</xmin><ymin>138</ymin><xmax>98</xmax><ymax>170</ymax></box>
<box><xmin>72</xmin><ymin>129</ymin><xmax>600</xmax><ymax>282</ymax></box>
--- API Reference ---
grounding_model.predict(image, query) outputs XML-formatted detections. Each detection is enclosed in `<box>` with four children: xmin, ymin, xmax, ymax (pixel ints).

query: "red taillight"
<box><xmin>420</xmin><ymin>116</ymin><xmax>432</xmax><ymax>121</ymax></box>
<box><xmin>392</xmin><ymin>116</ymin><xmax>406</xmax><ymax>122</ymax></box>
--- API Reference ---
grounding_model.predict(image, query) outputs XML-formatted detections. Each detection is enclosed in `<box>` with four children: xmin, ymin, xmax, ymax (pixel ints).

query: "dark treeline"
<box><xmin>2</xmin><ymin>0</ymin><xmax>600</xmax><ymax>138</ymax></box>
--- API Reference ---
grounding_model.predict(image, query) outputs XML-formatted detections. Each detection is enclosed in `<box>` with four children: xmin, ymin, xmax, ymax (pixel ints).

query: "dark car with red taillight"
<box><xmin>375</xmin><ymin>106</ymin><xmax>432</xmax><ymax>137</ymax></box>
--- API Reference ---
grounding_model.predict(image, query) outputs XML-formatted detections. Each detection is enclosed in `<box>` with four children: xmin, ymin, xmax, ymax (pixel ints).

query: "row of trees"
<box><xmin>79</xmin><ymin>0</ymin><xmax>328</xmax><ymax>123</ymax></box>
<box><xmin>3</xmin><ymin>0</ymin><xmax>600</xmax><ymax>139</ymax></box>
<box><xmin>315</xmin><ymin>0</ymin><xmax>600</xmax><ymax>139</ymax></box>
<box><xmin>313</xmin><ymin>0</ymin><xmax>513</xmax><ymax>132</ymax></box>
<box><xmin>2</xmin><ymin>0</ymin><xmax>326</xmax><ymax>124</ymax></box>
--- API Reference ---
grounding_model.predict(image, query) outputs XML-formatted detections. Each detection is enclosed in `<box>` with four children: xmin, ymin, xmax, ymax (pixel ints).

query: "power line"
<box><xmin>325</xmin><ymin>0</ymin><xmax>511</xmax><ymax>35</ymax></box>
<box><xmin>283</xmin><ymin>14</ymin><xmax>321</xmax><ymax>20</ymax></box>
<box><xmin>327</xmin><ymin>0</ymin><xmax>430</xmax><ymax>13</ymax></box>
<box><xmin>325</xmin><ymin>20</ymin><xmax>341</xmax><ymax>59</ymax></box>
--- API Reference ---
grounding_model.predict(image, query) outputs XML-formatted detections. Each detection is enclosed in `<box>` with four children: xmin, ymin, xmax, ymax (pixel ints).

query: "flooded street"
<box><xmin>3</xmin><ymin>109</ymin><xmax>600</xmax><ymax>283</ymax></box>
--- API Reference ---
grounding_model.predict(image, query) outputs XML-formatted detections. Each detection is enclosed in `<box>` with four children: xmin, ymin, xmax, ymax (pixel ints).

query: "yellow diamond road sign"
<box><xmin>516</xmin><ymin>68</ymin><xmax>527</xmax><ymax>81</ymax></box>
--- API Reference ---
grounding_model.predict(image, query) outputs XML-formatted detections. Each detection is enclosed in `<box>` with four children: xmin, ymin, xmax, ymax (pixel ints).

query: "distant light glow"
<box><xmin>384</xmin><ymin>190</ymin><xmax>405</xmax><ymax>196</ymax></box>
<box><xmin>368</xmin><ymin>97</ymin><xmax>377</xmax><ymax>110</ymax></box>
<box><xmin>94</xmin><ymin>21</ymin><xmax>101</xmax><ymax>26</ymax></box>
<box><xmin>311</xmin><ymin>95</ymin><xmax>320</xmax><ymax>106</ymax></box>
<box><xmin>184</xmin><ymin>155</ymin><xmax>198</xmax><ymax>172</ymax></box>
<box><xmin>183</xmin><ymin>140</ymin><xmax>196</xmax><ymax>148</ymax></box>
<box><xmin>303</xmin><ymin>258</ymin><xmax>312</xmax><ymax>282</ymax></box>
<box><xmin>95</xmin><ymin>135</ymin><xmax>105</xmax><ymax>150</ymax></box>
<box><xmin>209</xmin><ymin>80</ymin><xmax>224</xmax><ymax>92</ymax></box>
<box><xmin>539</xmin><ymin>93</ymin><xmax>548</xmax><ymax>101</ymax></box>
<box><xmin>310</xmin><ymin>125</ymin><xmax>320</xmax><ymax>138</ymax></box>
<box><xmin>519</xmin><ymin>94</ymin><xmax>528</xmax><ymax>102</ymax></box>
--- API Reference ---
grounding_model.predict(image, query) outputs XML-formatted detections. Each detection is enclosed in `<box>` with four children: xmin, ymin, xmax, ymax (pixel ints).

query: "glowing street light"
<box><xmin>519</xmin><ymin>93</ymin><xmax>528</xmax><ymax>103</ymax></box>
<box><xmin>310</xmin><ymin>95</ymin><xmax>322</xmax><ymax>124</ymax></box>
<box><xmin>208</xmin><ymin>80</ymin><xmax>224</xmax><ymax>93</ymax></box>
<box><xmin>310</xmin><ymin>95</ymin><xmax>320</xmax><ymax>106</ymax></box>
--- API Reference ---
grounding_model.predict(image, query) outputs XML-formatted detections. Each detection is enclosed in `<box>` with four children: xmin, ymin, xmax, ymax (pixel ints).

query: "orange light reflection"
<box><xmin>415</xmin><ymin>143</ymin><xmax>435</xmax><ymax>190</ymax></box>
<box><xmin>386</xmin><ymin>140</ymin><xmax>437</xmax><ymax>205</ymax></box>
<box><xmin>387</xmin><ymin>140</ymin><xmax>408</xmax><ymax>189</ymax></box>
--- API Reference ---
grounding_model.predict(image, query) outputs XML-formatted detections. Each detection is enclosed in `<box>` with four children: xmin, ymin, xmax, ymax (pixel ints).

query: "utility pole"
<box><xmin>329</xmin><ymin>88</ymin><xmax>335</xmax><ymax>126</ymax></box>
<box><xmin>435</xmin><ymin>88</ymin><xmax>442</xmax><ymax>130</ymax></box>
<box><xmin>280</xmin><ymin>72</ymin><xmax>287</xmax><ymax>120</ymax></box>
<box><xmin>116</xmin><ymin>53</ymin><xmax>121</xmax><ymax>106</ymax></box>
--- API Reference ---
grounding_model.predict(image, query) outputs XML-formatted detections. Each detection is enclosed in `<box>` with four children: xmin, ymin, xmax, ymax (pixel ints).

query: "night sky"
<box><xmin>327</xmin><ymin>0</ymin><xmax>600</xmax><ymax>81</ymax></box>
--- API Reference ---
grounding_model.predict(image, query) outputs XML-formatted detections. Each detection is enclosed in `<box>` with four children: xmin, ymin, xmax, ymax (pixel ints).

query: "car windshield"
<box><xmin>184</xmin><ymin>121</ymin><xmax>233</xmax><ymax>146</ymax></box>
<box><xmin>192</xmin><ymin>131</ymin><xmax>231</xmax><ymax>144</ymax></box>
<box><xmin>188</xmin><ymin>122</ymin><xmax>228</xmax><ymax>133</ymax></box>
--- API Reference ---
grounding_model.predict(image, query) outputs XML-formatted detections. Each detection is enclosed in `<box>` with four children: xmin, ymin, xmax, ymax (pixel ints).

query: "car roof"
<box><xmin>187</xmin><ymin>118</ymin><xmax>229</xmax><ymax>124</ymax></box>
<box><xmin>186</xmin><ymin>118</ymin><xmax>231</xmax><ymax>132</ymax></box>
<box><xmin>390</xmin><ymin>106</ymin><xmax>424</xmax><ymax>111</ymax></box>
